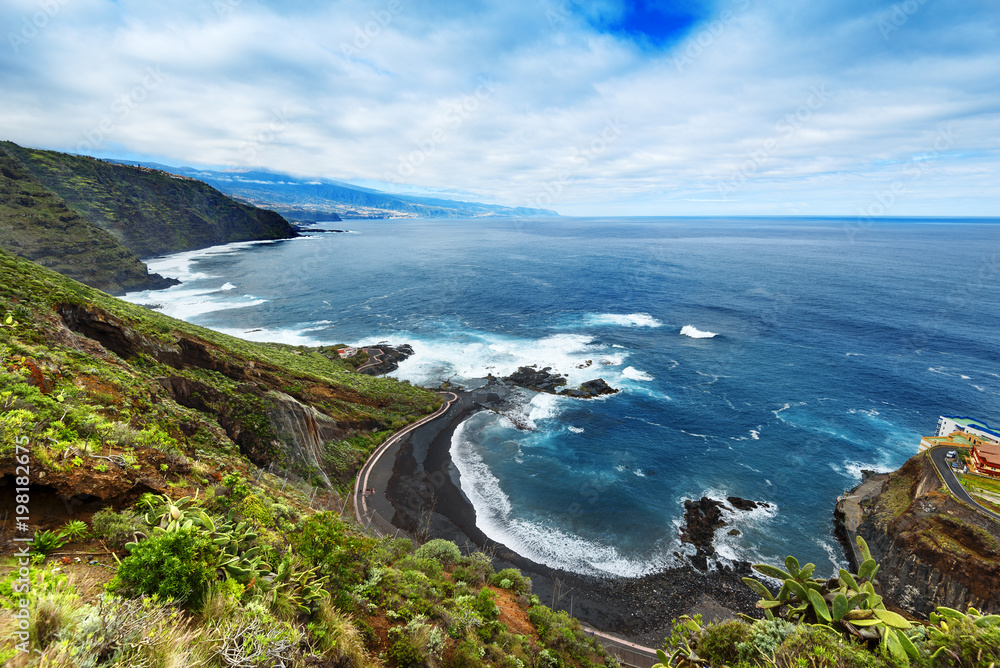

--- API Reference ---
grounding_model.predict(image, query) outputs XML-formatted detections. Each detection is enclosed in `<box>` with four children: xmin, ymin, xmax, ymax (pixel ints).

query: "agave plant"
<box><xmin>742</xmin><ymin>536</ymin><xmax>919</xmax><ymax>665</ymax></box>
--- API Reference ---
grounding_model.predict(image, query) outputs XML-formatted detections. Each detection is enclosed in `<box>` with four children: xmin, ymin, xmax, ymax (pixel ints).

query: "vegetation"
<box><xmin>1</xmin><ymin>140</ymin><xmax>297</xmax><ymax>261</ymax></box>
<box><xmin>653</xmin><ymin>536</ymin><xmax>1000</xmax><ymax>668</ymax></box>
<box><xmin>0</xmin><ymin>145</ymin><xmax>162</xmax><ymax>293</ymax></box>
<box><xmin>0</xmin><ymin>250</ymin><xmax>616</xmax><ymax>667</ymax></box>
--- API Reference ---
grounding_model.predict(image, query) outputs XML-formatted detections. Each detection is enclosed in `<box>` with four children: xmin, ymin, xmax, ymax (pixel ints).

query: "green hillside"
<box><xmin>0</xmin><ymin>141</ymin><xmax>297</xmax><ymax>259</ymax></box>
<box><xmin>0</xmin><ymin>149</ymin><xmax>173</xmax><ymax>294</ymax></box>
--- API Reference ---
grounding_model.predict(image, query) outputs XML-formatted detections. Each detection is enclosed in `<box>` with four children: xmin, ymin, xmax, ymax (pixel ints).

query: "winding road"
<box><xmin>927</xmin><ymin>446</ymin><xmax>1000</xmax><ymax>523</ymax></box>
<box><xmin>353</xmin><ymin>391</ymin><xmax>458</xmax><ymax>527</ymax></box>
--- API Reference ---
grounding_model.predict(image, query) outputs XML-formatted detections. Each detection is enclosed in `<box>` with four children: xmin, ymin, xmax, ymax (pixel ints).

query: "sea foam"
<box><xmin>680</xmin><ymin>325</ymin><xmax>718</xmax><ymax>338</ymax></box>
<box><xmin>451</xmin><ymin>415</ymin><xmax>670</xmax><ymax>577</ymax></box>
<box><xmin>584</xmin><ymin>312</ymin><xmax>664</xmax><ymax>328</ymax></box>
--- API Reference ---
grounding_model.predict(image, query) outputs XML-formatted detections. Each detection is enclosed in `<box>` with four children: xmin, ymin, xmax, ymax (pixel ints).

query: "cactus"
<box><xmin>742</xmin><ymin>537</ymin><xmax>919</xmax><ymax>665</ymax></box>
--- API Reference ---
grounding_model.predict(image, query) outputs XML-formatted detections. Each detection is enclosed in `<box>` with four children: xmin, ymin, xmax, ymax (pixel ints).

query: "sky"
<box><xmin>1</xmin><ymin>0</ymin><xmax>998</xmax><ymax>216</ymax></box>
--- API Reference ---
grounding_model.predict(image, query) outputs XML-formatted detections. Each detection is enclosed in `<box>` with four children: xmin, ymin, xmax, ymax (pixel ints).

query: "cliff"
<box><xmin>0</xmin><ymin>141</ymin><xmax>297</xmax><ymax>260</ymax></box>
<box><xmin>0</xmin><ymin>149</ymin><xmax>175</xmax><ymax>294</ymax></box>
<box><xmin>854</xmin><ymin>453</ymin><xmax>1000</xmax><ymax>616</ymax></box>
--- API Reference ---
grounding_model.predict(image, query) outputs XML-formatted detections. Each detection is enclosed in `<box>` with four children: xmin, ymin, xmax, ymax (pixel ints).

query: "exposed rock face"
<box><xmin>268</xmin><ymin>392</ymin><xmax>340</xmax><ymax>489</ymax></box>
<box><xmin>855</xmin><ymin>454</ymin><xmax>1000</xmax><ymax>616</ymax></box>
<box><xmin>58</xmin><ymin>302</ymin><xmax>363</xmax><ymax>487</ymax></box>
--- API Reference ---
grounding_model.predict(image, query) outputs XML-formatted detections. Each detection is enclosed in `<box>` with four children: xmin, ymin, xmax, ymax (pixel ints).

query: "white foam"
<box><xmin>584</xmin><ymin>313</ymin><xmax>664</xmax><ymax>328</ymax></box>
<box><xmin>750</xmin><ymin>429</ymin><xmax>760</xmax><ymax>440</ymax></box>
<box><xmin>386</xmin><ymin>330</ymin><xmax>615</xmax><ymax>388</ymax></box>
<box><xmin>220</xmin><ymin>282</ymin><xmax>236</xmax><ymax>291</ymax></box>
<box><xmin>452</xmin><ymin>416</ymin><xmax>669</xmax><ymax>577</ymax></box>
<box><xmin>212</xmin><ymin>325</ymin><xmax>334</xmax><ymax>347</ymax></box>
<box><xmin>829</xmin><ymin>459</ymin><xmax>895</xmax><ymax>482</ymax></box>
<box><xmin>621</xmin><ymin>366</ymin><xmax>654</xmax><ymax>382</ymax></box>
<box><xmin>680</xmin><ymin>325</ymin><xmax>718</xmax><ymax>338</ymax></box>
<box><xmin>568</xmin><ymin>426</ymin><xmax>585</xmax><ymax>434</ymax></box>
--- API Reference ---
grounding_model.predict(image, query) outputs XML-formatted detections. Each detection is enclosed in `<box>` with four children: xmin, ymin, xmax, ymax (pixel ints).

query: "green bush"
<box><xmin>775</xmin><ymin>625</ymin><xmax>892</xmax><ymax>668</ymax></box>
<box><xmin>91</xmin><ymin>508</ymin><xmax>143</xmax><ymax>549</ymax></box>
<box><xmin>109</xmin><ymin>530</ymin><xmax>218</xmax><ymax>607</ymax></box>
<box><xmin>414</xmin><ymin>538</ymin><xmax>462</xmax><ymax>566</ymax></box>
<box><xmin>396</xmin><ymin>555</ymin><xmax>444</xmax><ymax>579</ymax></box>
<box><xmin>698</xmin><ymin>620</ymin><xmax>751</xmax><ymax>666</ymax></box>
<box><xmin>490</xmin><ymin>568</ymin><xmax>530</xmax><ymax>595</ymax></box>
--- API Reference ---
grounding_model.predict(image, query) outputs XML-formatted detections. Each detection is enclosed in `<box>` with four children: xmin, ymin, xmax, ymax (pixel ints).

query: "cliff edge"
<box><xmin>851</xmin><ymin>453</ymin><xmax>1000</xmax><ymax>617</ymax></box>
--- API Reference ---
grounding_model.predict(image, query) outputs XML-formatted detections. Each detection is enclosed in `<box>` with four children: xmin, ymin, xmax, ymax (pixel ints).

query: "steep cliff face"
<box><xmin>1</xmin><ymin>141</ymin><xmax>297</xmax><ymax>260</ymax></box>
<box><xmin>857</xmin><ymin>454</ymin><xmax>1000</xmax><ymax>616</ymax></box>
<box><xmin>268</xmin><ymin>391</ymin><xmax>344</xmax><ymax>489</ymax></box>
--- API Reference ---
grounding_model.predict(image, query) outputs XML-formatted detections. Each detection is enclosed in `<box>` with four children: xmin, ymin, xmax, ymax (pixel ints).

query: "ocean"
<box><xmin>124</xmin><ymin>217</ymin><xmax>1000</xmax><ymax>578</ymax></box>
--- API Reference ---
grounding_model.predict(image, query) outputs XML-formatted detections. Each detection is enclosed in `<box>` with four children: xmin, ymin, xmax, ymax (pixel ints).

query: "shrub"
<box><xmin>490</xmin><ymin>568</ymin><xmax>530</xmax><ymax>595</ymax></box>
<box><xmin>397</xmin><ymin>555</ymin><xmax>444</xmax><ymax>579</ymax></box>
<box><xmin>90</xmin><ymin>508</ymin><xmax>143</xmax><ymax>549</ymax></box>
<box><xmin>774</xmin><ymin>625</ymin><xmax>892</xmax><ymax>668</ymax></box>
<box><xmin>308</xmin><ymin>599</ymin><xmax>375</xmax><ymax>667</ymax></box>
<box><xmin>109</xmin><ymin>530</ymin><xmax>218</xmax><ymax>608</ymax></box>
<box><xmin>698</xmin><ymin>620</ymin><xmax>751</xmax><ymax>666</ymax></box>
<box><xmin>415</xmin><ymin>538</ymin><xmax>462</xmax><ymax>566</ymax></box>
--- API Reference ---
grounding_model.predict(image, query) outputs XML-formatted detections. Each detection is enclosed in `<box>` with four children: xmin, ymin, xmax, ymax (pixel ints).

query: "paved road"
<box><xmin>353</xmin><ymin>391</ymin><xmax>458</xmax><ymax>527</ymax></box>
<box><xmin>356</xmin><ymin>346</ymin><xmax>384</xmax><ymax>374</ymax></box>
<box><xmin>928</xmin><ymin>446</ymin><xmax>1000</xmax><ymax>523</ymax></box>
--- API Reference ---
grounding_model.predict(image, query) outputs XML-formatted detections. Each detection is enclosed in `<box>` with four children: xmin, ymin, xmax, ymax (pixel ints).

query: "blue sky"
<box><xmin>1</xmin><ymin>0</ymin><xmax>998</xmax><ymax>216</ymax></box>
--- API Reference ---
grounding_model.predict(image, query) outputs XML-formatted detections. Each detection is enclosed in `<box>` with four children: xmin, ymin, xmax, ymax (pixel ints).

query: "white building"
<box><xmin>936</xmin><ymin>415</ymin><xmax>1000</xmax><ymax>444</ymax></box>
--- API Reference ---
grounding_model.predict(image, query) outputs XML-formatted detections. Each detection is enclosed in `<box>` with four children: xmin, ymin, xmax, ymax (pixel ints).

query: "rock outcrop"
<box><xmin>679</xmin><ymin>496</ymin><xmax>766</xmax><ymax>570</ymax></box>
<box><xmin>854</xmin><ymin>454</ymin><xmax>1000</xmax><ymax>616</ymax></box>
<box><xmin>501</xmin><ymin>365</ymin><xmax>619</xmax><ymax>399</ymax></box>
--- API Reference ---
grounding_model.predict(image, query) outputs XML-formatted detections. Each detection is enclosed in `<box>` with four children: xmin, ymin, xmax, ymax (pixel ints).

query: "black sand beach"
<box><xmin>372</xmin><ymin>385</ymin><xmax>762</xmax><ymax>648</ymax></box>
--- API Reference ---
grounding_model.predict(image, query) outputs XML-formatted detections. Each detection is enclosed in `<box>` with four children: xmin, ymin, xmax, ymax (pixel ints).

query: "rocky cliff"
<box><xmin>1</xmin><ymin>140</ymin><xmax>297</xmax><ymax>262</ymax></box>
<box><xmin>855</xmin><ymin>453</ymin><xmax>1000</xmax><ymax>616</ymax></box>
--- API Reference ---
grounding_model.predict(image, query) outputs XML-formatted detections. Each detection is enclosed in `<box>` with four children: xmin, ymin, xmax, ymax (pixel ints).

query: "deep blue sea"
<box><xmin>124</xmin><ymin>217</ymin><xmax>1000</xmax><ymax>577</ymax></box>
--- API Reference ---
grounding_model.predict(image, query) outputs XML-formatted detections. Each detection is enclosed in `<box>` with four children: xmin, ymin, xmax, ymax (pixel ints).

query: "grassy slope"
<box><xmin>0</xmin><ymin>251</ymin><xmax>618</xmax><ymax>667</ymax></box>
<box><xmin>1</xmin><ymin>141</ymin><xmax>297</xmax><ymax>258</ymax></box>
<box><xmin>0</xmin><ymin>150</ymin><xmax>167</xmax><ymax>294</ymax></box>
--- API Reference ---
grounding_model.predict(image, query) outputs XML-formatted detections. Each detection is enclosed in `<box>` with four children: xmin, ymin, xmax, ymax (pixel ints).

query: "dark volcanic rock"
<box><xmin>503</xmin><ymin>366</ymin><xmax>619</xmax><ymax>399</ymax></box>
<box><xmin>559</xmin><ymin>378</ymin><xmax>619</xmax><ymax>398</ymax></box>
<box><xmin>727</xmin><ymin>496</ymin><xmax>767</xmax><ymax>511</ymax></box>
<box><xmin>503</xmin><ymin>366</ymin><xmax>568</xmax><ymax>392</ymax></box>
<box><xmin>357</xmin><ymin>343</ymin><xmax>414</xmax><ymax>375</ymax></box>
<box><xmin>680</xmin><ymin>497</ymin><xmax>727</xmax><ymax>570</ymax></box>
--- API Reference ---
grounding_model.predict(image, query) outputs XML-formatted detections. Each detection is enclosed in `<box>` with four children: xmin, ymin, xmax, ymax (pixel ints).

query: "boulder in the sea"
<box><xmin>679</xmin><ymin>496</ymin><xmax>728</xmax><ymax>571</ymax></box>
<box><xmin>559</xmin><ymin>378</ymin><xmax>620</xmax><ymax>398</ymax></box>
<box><xmin>503</xmin><ymin>366</ymin><xmax>568</xmax><ymax>393</ymax></box>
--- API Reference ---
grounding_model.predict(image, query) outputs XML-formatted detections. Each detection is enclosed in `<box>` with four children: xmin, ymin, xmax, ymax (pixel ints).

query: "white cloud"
<box><xmin>1</xmin><ymin>0</ymin><xmax>998</xmax><ymax>215</ymax></box>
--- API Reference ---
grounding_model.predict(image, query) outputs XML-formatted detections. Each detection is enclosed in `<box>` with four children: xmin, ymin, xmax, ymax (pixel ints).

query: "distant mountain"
<box><xmin>109</xmin><ymin>162</ymin><xmax>558</xmax><ymax>220</ymax></box>
<box><xmin>0</xmin><ymin>145</ymin><xmax>175</xmax><ymax>294</ymax></box>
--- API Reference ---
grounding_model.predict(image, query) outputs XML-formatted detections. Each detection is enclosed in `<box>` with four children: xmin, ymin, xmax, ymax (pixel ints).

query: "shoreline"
<box><xmin>376</xmin><ymin>386</ymin><xmax>762</xmax><ymax>648</ymax></box>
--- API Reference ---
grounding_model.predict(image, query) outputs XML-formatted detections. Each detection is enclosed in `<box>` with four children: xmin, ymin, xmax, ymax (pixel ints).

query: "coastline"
<box><xmin>376</xmin><ymin>386</ymin><xmax>762</xmax><ymax>648</ymax></box>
